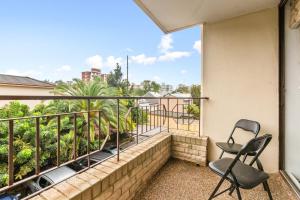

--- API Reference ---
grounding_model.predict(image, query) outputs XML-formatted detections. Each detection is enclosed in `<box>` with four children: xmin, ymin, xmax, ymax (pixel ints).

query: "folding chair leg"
<box><xmin>236</xmin><ymin>187</ymin><xmax>242</xmax><ymax>200</ymax></box>
<box><xmin>256</xmin><ymin>159</ymin><xmax>268</xmax><ymax>191</ymax></box>
<box><xmin>263</xmin><ymin>181</ymin><xmax>273</xmax><ymax>200</ymax></box>
<box><xmin>219</xmin><ymin>150</ymin><xmax>224</xmax><ymax>159</ymax></box>
<box><xmin>208</xmin><ymin>177</ymin><xmax>226</xmax><ymax>200</ymax></box>
<box><xmin>229</xmin><ymin>184</ymin><xmax>235</xmax><ymax>196</ymax></box>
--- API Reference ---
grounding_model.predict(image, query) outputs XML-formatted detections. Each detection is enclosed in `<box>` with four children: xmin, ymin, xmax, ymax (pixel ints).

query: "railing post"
<box><xmin>8</xmin><ymin>120</ymin><xmax>14</xmax><ymax>186</ymax></box>
<box><xmin>156</xmin><ymin>104</ymin><xmax>159</xmax><ymax>128</ymax></box>
<box><xmin>188</xmin><ymin>100</ymin><xmax>190</xmax><ymax>131</ymax></box>
<box><xmin>136</xmin><ymin>106</ymin><xmax>139</xmax><ymax>144</ymax></box>
<box><xmin>159</xmin><ymin>99</ymin><xmax>162</xmax><ymax>132</ymax></box>
<box><xmin>87</xmin><ymin>99</ymin><xmax>91</xmax><ymax>167</ymax></box>
<box><xmin>117</xmin><ymin>99</ymin><xmax>120</xmax><ymax>161</ymax></box>
<box><xmin>167</xmin><ymin>98</ymin><xmax>169</xmax><ymax>132</ymax></box>
<box><xmin>150</xmin><ymin>106</ymin><xmax>152</xmax><ymax>130</ymax></box>
<box><xmin>98</xmin><ymin>111</ymin><xmax>101</xmax><ymax>150</ymax></box>
<box><xmin>146</xmin><ymin>106</ymin><xmax>148</xmax><ymax>132</ymax></box>
<box><xmin>177</xmin><ymin>99</ymin><xmax>179</xmax><ymax>130</ymax></box>
<box><xmin>199</xmin><ymin>98</ymin><xmax>201</xmax><ymax>137</ymax></box>
<box><xmin>153</xmin><ymin>105</ymin><xmax>155</xmax><ymax>128</ymax></box>
<box><xmin>35</xmin><ymin>117</ymin><xmax>40</xmax><ymax>175</ymax></box>
<box><xmin>141</xmin><ymin>106</ymin><xmax>144</xmax><ymax>134</ymax></box>
<box><xmin>57</xmin><ymin>115</ymin><xmax>60</xmax><ymax>166</ymax></box>
<box><xmin>182</xmin><ymin>104</ymin><xmax>184</xmax><ymax>125</ymax></box>
<box><xmin>74</xmin><ymin>113</ymin><xmax>77</xmax><ymax>159</ymax></box>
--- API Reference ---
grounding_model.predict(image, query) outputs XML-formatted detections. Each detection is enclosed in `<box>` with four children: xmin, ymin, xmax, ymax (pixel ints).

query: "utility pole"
<box><xmin>126</xmin><ymin>55</ymin><xmax>129</xmax><ymax>93</ymax></box>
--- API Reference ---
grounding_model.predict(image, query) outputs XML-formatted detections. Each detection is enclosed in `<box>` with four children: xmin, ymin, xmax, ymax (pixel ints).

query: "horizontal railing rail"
<box><xmin>0</xmin><ymin>96</ymin><xmax>208</xmax><ymax>198</ymax></box>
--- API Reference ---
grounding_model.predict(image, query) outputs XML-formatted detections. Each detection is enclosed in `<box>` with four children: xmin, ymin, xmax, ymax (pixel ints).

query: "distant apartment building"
<box><xmin>0</xmin><ymin>74</ymin><xmax>55</xmax><ymax>107</ymax></box>
<box><xmin>82</xmin><ymin>68</ymin><xmax>108</xmax><ymax>82</ymax></box>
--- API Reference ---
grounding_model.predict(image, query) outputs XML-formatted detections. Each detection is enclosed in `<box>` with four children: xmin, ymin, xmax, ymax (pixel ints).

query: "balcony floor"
<box><xmin>135</xmin><ymin>158</ymin><xmax>298</xmax><ymax>200</ymax></box>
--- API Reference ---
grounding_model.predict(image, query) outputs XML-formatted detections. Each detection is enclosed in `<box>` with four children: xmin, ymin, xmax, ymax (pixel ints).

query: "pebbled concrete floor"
<box><xmin>135</xmin><ymin>158</ymin><xmax>298</xmax><ymax>200</ymax></box>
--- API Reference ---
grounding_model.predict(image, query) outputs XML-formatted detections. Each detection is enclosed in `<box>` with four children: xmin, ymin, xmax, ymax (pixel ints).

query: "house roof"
<box><xmin>168</xmin><ymin>93</ymin><xmax>191</xmax><ymax>98</ymax></box>
<box><xmin>0</xmin><ymin>74</ymin><xmax>55</xmax><ymax>88</ymax></box>
<box><xmin>143</xmin><ymin>91</ymin><xmax>161</xmax><ymax>97</ymax></box>
<box><xmin>134</xmin><ymin>0</ymin><xmax>279</xmax><ymax>33</ymax></box>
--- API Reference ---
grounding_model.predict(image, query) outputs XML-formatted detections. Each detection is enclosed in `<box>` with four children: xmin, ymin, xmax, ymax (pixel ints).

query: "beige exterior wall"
<box><xmin>202</xmin><ymin>8</ymin><xmax>279</xmax><ymax>172</ymax></box>
<box><xmin>0</xmin><ymin>85</ymin><xmax>54</xmax><ymax>108</ymax></box>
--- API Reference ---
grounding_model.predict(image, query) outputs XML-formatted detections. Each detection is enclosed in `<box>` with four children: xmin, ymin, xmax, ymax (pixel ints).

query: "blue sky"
<box><xmin>0</xmin><ymin>0</ymin><xmax>201</xmax><ymax>86</ymax></box>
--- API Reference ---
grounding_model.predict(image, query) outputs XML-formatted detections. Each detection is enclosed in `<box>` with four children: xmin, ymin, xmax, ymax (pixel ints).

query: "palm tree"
<box><xmin>52</xmin><ymin>78</ymin><xmax>133</xmax><ymax>144</ymax></box>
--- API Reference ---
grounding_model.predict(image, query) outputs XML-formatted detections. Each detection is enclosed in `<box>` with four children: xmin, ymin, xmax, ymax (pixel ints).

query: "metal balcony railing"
<box><xmin>0</xmin><ymin>95</ymin><xmax>208</xmax><ymax>198</ymax></box>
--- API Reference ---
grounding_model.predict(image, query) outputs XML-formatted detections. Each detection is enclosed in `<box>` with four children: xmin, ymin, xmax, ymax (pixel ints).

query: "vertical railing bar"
<box><xmin>73</xmin><ymin>113</ymin><xmax>77</xmax><ymax>160</ymax></box>
<box><xmin>130</xmin><ymin>108</ymin><xmax>133</xmax><ymax>136</ymax></box>
<box><xmin>146</xmin><ymin>106</ymin><xmax>148</xmax><ymax>132</ymax></box>
<box><xmin>57</xmin><ymin>115</ymin><xmax>60</xmax><ymax>166</ymax></box>
<box><xmin>136</xmin><ymin>106</ymin><xmax>139</xmax><ymax>144</ymax></box>
<box><xmin>154</xmin><ymin>105</ymin><xmax>156</xmax><ymax>128</ymax></box>
<box><xmin>188</xmin><ymin>100</ymin><xmax>190</xmax><ymax>131</ymax></box>
<box><xmin>117</xmin><ymin>99</ymin><xmax>120</xmax><ymax>161</ymax></box>
<box><xmin>156</xmin><ymin>105</ymin><xmax>159</xmax><ymax>127</ymax></box>
<box><xmin>182</xmin><ymin>104</ymin><xmax>184</xmax><ymax>126</ymax></box>
<box><xmin>98</xmin><ymin>111</ymin><xmax>101</xmax><ymax>150</ymax></box>
<box><xmin>35</xmin><ymin>117</ymin><xmax>40</xmax><ymax>175</ymax></box>
<box><xmin>160</xmin><ymin>99</ymin><xmax>162</xmax><ymax>132</ymax></box>
<box><xmin>167</xmin><ymin>98</ymin><xmax>170</xmax><ymax>132</ymax></box>
<box><xmin>177</xmin><ymin>99</ymin><xmax>179</xmax><ymax>130</ymax></box>
<box><xmin>141</xmin><ymin>106</ymin><xmax>144</xmax><ymax>134</ymax></box>
<box><xmin>87</xmin><ymin>99</ymin><xmax>91</xmax><ymax>167</ymax></box>
<box><xmin>8</xmin><ymin>120</ymin><xmax>14</xmax><ymax>186</ymax></box>
<box><xmin>150</xmin><ymin>106</ymin><xmax>152</xmax><ymax>130</ymax></box>
<box><xmin>199</xmin><ymin>98</ymin><xmax>201</xmax><ymax>137</ymax></box>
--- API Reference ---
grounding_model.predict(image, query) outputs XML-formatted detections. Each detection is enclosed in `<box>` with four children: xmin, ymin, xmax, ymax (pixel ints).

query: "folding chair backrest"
<box><xmin>235</xmin><ymin>119</ymin><xmax>260</xmax><ymax>135</ymax></box>
<box><xmin>239</xmin><ymin>134</ymin><xmax>272</xmax><ymax>166</ymax></box>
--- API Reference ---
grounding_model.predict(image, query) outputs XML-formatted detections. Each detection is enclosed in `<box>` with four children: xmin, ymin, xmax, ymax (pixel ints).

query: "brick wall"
<box><xmin>31</xmin><ymin>133</ymin><xmax>171</xmax><ymax>200</ymax></box>
<box><xmin>30</xmin><ymin>132</ymin><xmax>208</xmax><ymax>200</ymax></box>
<box><xmin>171</xmin><ymin>132</ymin><xmax>208</xmax><ymax>166</ymax></box>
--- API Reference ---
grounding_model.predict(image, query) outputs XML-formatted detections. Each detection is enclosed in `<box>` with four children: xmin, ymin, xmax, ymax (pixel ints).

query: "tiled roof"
<box><xmin>0</xmin><ymin>74</ymin><xmax>55</xmax><ymax>88</ymax></box>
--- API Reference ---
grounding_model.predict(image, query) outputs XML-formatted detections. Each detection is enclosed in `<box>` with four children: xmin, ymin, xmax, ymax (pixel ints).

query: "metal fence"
<box><xmin>0</xmin><ymin>95</ymin><xmax>208</xmax><ymax>197</ymax></box>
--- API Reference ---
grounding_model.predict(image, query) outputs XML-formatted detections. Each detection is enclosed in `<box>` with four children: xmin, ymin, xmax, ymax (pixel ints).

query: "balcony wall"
<box><xmin>202</xmin><ymin>8</ymin><xmax>279</xmax><ymax>172</ymax></box>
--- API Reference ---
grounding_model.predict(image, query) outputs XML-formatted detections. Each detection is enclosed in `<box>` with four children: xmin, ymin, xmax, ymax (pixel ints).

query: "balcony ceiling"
<box><xmin>134</xmin><ymin>0</ymin><xmax>280</xmax><ymax>33</ymax></box>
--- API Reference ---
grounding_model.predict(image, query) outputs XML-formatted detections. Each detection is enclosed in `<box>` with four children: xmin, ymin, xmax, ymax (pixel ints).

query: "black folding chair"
<box><xmin>208</xmin><ymin>134</ymin><xmax>273</xmax><ymax>200</ymax></box>
<box><xmin>217</xmin><ymin>119</ymin><xmax>260</xmax><ymax>160</ymax></box>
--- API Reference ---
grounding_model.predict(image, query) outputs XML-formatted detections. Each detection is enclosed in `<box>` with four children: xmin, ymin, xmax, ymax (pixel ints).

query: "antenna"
<box><xmin>127</xmin><ymin>55</ymin><xmax>129</xmax><ymax>92</ymax></box>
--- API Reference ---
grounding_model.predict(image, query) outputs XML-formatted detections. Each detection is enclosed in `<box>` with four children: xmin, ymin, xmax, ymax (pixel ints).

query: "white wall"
<box><xmin>202</xmin><ymin>8</ymin><xmax>279</xmax><ymax>172</ymax></box>
<box><xmin>0</xmin><ymin>85</ymin><xmax>54</xmax><ymax>108</ymax></box>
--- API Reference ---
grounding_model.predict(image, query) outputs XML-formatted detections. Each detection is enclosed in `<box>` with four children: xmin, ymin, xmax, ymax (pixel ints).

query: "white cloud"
<box><xmin>106</xmin><ymin>56</ymin><xmax>123</xmax><ymax>69</ymax></box>
<box><xmin>153</xmin><ymin>75</ymin><xmax>160</xmax><ymax>81</ymax></box>
<box><xmin>131</xmin><ymin>54</ymin><xmax>157</xmax><ymax>65</ymax></box>
<box><xmin>86</xmin><ymin>55</ymin><xmax>103</xmax><ymax>69</ymax></box>
<box><xmin>57</xmin><ymin>65</ymin><xmax>71</xmax><ymax>72</ymax></box>
<box><xmin>158</xmin><ymin>34</ymin><xmax>173</xmax><ymax>53</ymax></box>
<box><xmin>180</xmin><ymin>69</ymin><xmax>187</xmax><ymax>74</ymax></box>
<box><xmin>158</xmin><ymin>51</ymin><xmax>191</xmax><ymax>61</ymax></box>
<box><xmin>193</xmin><ymin>40</ymin><xmax>202</xmax><ymax>54</ymax></box>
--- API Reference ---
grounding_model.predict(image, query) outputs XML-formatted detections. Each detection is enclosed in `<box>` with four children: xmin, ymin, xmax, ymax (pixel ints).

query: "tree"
<box><xmin>150</xmin><ymin>81</ymin><xmax>161</xmax><ymax>92</ymax></box>
<box><xmin>190</xmin><ymin>84</ymin><xmax>201</xmax><ymax>106</ymax></box>
<box><xmin>175</xmin><ymin>84</ymin><xmax>190</xmax><ymax>93</ymax></box>
<box><xmin>141</xmin><ymin>80</ymin><xmax>161</xmax><ymax>93</ymax></box>
<box><xmin>142</xmin><ymin>80</ymin><xmax>151</xmax><ymax>93</ymax></box>
<box><xmin>0</xmin><ymin>79</ymin><xmax>136</xmax><ymax>186</ymax></box>
<box><xmin>107</xmin><ymin>63</ymin><xmax>123</xmax><ymax>88</ymax></box>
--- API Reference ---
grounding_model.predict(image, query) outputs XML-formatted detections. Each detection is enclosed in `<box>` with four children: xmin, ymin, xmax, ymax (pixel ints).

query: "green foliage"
<box><xmin>175</xmin><ymin>84</ymin><xmax>190</xmax><ymax>93</ymax></box>
<box><xmin>187</xmin><ymin>104</ymin><xmax>200</xmax><ymax>119</ymax></box>
<box><xmin>190</xmin><ymin>84</ymin><xmax>201</xmax><ymax>106</ymax></box>
<box><xmin>141</xmin><ymin>80</ymin><xmax>161</xmax><ymax>93</ymax></box>
<box><xmin>107</xmin><ymin>63</ymin><xmax>124</xmax><ymax>88</ymax></box>
<box><xmin>0</xmin><ymin>78</ymin><xmax>135</xmax><ymax>187</ymax></box>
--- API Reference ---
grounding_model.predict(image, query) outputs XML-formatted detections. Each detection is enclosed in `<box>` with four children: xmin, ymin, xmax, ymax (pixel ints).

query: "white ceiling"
<box><xmin>135</xmin><ymin>0</ymin><xmax>280</xmax><ymax>33</ymax></box>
